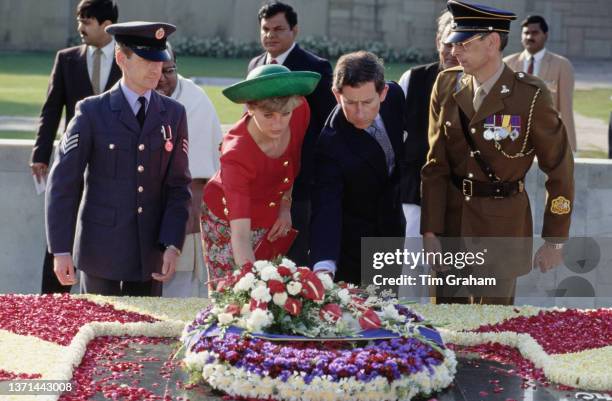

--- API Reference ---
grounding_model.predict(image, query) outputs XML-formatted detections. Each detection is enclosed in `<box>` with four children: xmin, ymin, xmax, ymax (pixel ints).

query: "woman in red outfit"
<box><xmin>202</xmin><ymin>65</ymin><xmax>321</xmax><ymax>291</ymax></box>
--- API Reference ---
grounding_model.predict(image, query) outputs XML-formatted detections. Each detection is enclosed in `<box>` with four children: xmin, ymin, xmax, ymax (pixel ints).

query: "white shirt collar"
<box><xmin>266</xmin><ymin>42</ymin><xmax>296</xmax><ymax>65</ymax></box>
<box><xmin>523</xmin><ymin>47</ymin><xmax>546</xmax><ymax>62</ymax></box>
<box><xmin>87</xmin><ymin>39</ymin><xmax>115</xmax><ymax>59</ymax></box>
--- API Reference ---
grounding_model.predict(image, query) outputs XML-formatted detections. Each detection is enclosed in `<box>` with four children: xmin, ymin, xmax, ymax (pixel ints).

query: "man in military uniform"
<box><xmin>421</xmin><ymin>0</ymin><xmax>574</xmax><ymax>305</ymax></box>
<box><xmin>46</xmin><ymin>22</ymin><xmax>191</xmax><ymax>296</ymax></box>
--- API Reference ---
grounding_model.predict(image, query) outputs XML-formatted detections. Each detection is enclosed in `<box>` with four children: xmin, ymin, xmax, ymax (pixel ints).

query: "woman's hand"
<box><xmin>268</xmin><ymin>209</ymin><xmax>292</xmax><ymax>242</ymax></box>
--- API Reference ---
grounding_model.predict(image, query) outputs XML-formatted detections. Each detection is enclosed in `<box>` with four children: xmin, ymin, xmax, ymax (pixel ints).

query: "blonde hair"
<box><xmin>246</xmin><ymin>95</ymin><xmax>302</xmax><ymax>113</ymax></box>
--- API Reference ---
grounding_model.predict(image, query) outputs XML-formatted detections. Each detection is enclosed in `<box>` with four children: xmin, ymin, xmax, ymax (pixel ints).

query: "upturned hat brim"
<box><xmin>223</xmin><ymin>71</ymin><xmax>321</xmax><ymax>103</ymax></box>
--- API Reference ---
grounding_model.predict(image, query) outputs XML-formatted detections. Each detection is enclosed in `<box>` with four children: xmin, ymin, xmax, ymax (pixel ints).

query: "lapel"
<box><xmin>105</xmin><ymin>59</ymin><xmax>122</xmax><ymax>91</ymax></box>
<box><xmin>140</xmin><ymin>90</ymin><xmax>166</xmax><ymax>142</ymax></box>
<box><xmin>452</xmin><ymin>72</ymin><xmax>475</xmax><ymax>120</ymax></box>
<box><xmin>471</xmin><ymin>65</ymin><xmax>516</xmax><ymax>124</ymax></box>
<box><xmin>74</xmin><ymin>45</ymin><xmax>94</xmax><ymax>95</ymax></box>
<box><xmin>109</xmin><ymin>82</ymin><xmax>140</xmax><ymax>134</ymax></box>
<box><xmin>539</xmin><ymin>51</ymin><xmax>552</xmax><ymax>80</ymax></box>
<box><xmin>255</xmin><ymin>53</ymin><xmax>266</xmax><ymax>68</ymax></box>
<box><xmin>282</xmin><ymin>43</ymin><xmax>302</xmax><ymax>70</ymax></box>
<box><xmin>331</xmin><ymin>108</ymin><xmax>388</xmax><ymax>181</ymax></box>
<box><xmin>378</xmin><ymin>93</ymin><xmax>402</xmax><ymax>157</ymax></box>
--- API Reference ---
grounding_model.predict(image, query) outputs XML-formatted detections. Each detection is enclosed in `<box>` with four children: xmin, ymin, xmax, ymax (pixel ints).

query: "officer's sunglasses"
<box><xmin>452</xmin><ymin>33</ymin><xmax>489</xmax><ymax>49</ymax></box>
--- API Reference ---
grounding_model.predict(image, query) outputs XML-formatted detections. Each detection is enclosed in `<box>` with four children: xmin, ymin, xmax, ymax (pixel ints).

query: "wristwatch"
<box><xmin>544</xmin><ymin>242</ymin><xmax>564</xmax><ymax>250</ymax></box>
<box><xmin>165</xmin><ymin>244</ymin><xmax>181</xmax><ymax>255</ymax></box>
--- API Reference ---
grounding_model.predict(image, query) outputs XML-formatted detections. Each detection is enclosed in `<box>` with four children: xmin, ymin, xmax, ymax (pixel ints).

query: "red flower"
<box><xmin>358</xmin><ymin>309</ymin><xmax>381</xmax><ymax>330</ymax></box>
<box><xmin>225</xmin><ymin>304</ymin><xmax>241</xmax><ymax>316</ymax></box>
<box><xmin>319</xmin><ymin>303</ymin><xmax>343</xmax><ymax>323</ymax></box>
<box><xmin>241</xmin><ymin>262</ymin><xmax>254</xmax><ymax>274</ymax></box>
<box><xmin>277</xmin><ymin>266</ymin><xmax>293</xmax><ymax>277</ymax></box>
<box><xmin>249</xmin><ymin>299</ymin><xmax>268</xmax><ymax>311</ymax></box>
<box><xmin>299</xmin><ymin>270</ymin><xmax>325</xmax><ymax>301</ymax></box>
<box><xmin>284</xmin><ymin>297</ymin><xmax>302</xmax><ymax>316</ymax></box>
<box><xmin>267</xmin><ymin>279</ymin><xmax>286</xmax><ymax>294</ymax></box>
<box><xmin>215</xmin><ymin>279</ymin><xmax>229</xmax><ymax>292</ymax></box>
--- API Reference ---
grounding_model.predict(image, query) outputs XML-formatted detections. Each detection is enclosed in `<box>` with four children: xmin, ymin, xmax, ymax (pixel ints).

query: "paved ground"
<box><xmin>2</xmin><ymin>60</ymin><xmax>610</xmax><ymax>154</ymax></box>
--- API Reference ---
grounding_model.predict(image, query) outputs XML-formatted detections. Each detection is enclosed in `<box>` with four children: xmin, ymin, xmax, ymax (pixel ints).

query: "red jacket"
<box><xmin>203</xmin><ymin>99</ymin><xmax>310</xmax><ymax>228</ymax></box>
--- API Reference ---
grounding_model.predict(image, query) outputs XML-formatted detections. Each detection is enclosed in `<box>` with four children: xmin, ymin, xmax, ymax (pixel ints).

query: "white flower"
<box><xmin>382</xmin><ymin>304</ymin><xmax>405</xmax><ymax>322</ymax></box>
<box><xmin>280</xmin><ymin>257</ymin><xmax>297</xmax><ymax>271</ymax></box>
<box><xmin>260</xmin><ymin>265</ymin><xmax>282</xmax><ymax>281</ymax></box>
<box><xmin>240</xmin><ymin>303</ymin><xmax>251</xmax><ymax>316</ymax></box>
<box><xmin>317</xmin><ymin>272</ymin><xmax>334</xmax><ymax>290</ymax></box>
<box><xmin>250</xmin><ymin>285</ymin><xmax>272</xmax><ymax>303</ymax></box>
<box><xmin>337</xmin><ymin>288</ymin><xmax>350</xmax><ymax>305</ymax></box>
<box><xmin>286</xmin><ymin>281</ymin><xmax>302</xmax><ymax>296</ymax></box>
<box><xmin>254</xmin><ymin>260</ymin><xmax>272</xmax><ymax>271</ymax></box>
<box><xmin>234</xmin><ymin>272</ymin><xmax>256</xmax><ymax>292</ymax></box>
<box><xmin>246</xmin><ymin>308</ymin><xmax>273</xmax><ymax>332</ymax></box>
<box><xmin>217</xmin><ymin>313</ymin><xmax>234</xmax><ymax>325</ymax></box>
<box><xmin>272</xmin><ymin>292</ymin><xmax>288</xmax><ymax>306</ymax></box>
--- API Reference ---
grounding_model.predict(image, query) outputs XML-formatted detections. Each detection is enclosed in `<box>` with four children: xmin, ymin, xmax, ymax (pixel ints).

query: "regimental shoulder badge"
<box><xmin>550</xmin><ymin>196</ymin><xmax>571</xmax><ymax>215</ymax></box>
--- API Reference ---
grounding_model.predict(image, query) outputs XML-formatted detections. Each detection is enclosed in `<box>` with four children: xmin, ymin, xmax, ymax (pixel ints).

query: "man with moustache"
<box><xmin>248</xmin><ymin>1</ymin><xmax>336</xmax><ymax>266</ymax></box>
<box><xmin>31</xmin><ymin>0</ymin><xmax>121</xmax><ymax>294</ymax></box>
<box><xmin>46</xmin><ymin>22</ymin><xmax>191</xmax><ymax>296</ymax></box>
<box><xmin>421</xmin><ymin>1</ymin><xmax>574</xmax><ymax>305</ymax></box>
<box><xmin>398</xmin><ymin>10</ymin><xmax>458</xmax><ymax>237</ymax></box>
<box><xmin>504</xmin><ymin>15</ymin><xmax>577</xmax><ymax>151</ymax></box>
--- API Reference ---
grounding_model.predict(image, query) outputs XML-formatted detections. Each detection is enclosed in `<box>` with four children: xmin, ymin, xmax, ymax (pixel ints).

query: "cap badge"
<box><xmin>501</xmin><ymin>85</ymin><xmax>510</xmax><ymax>94</ymax></box>
<box><xmin>155</xmin><ymin>27</ymin><xmax>165</xmax><ymax>40</ymax></box>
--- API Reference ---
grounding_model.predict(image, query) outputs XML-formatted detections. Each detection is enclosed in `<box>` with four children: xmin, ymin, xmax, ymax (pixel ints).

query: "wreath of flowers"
<box><xmin>181</xmin><ymin>258</ymin><xmax>457</xmax><ymax>401</ymax></box>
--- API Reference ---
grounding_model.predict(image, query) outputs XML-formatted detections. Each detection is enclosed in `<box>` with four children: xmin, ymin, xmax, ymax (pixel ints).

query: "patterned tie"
<box><xmin>527</xmin><ymin>56</ymin><xmax>535</xmax><ymax>75</ymax></box>
<box><xmin>269</xmin><ymin>59</ymin><xmax>278</xmax><ymax>64</ymax></box>
<box><xmin>366</xmin><ymin>121</ymin><xmax>395</xmax><ymax>174</ymax></box>
<box><xmin>136</xmin><ymin>97</ymin><xmax>146</xmax><ymax>128</ymax></box>
<box><xmin>91</xmin><ymin>48</ymin><xmax>102</xmax><ymax>94</ymax></box>
<box><xmin>473</xmin><ymin>86</ymin><xmax>487</xmax><ymax>112</ymax></box>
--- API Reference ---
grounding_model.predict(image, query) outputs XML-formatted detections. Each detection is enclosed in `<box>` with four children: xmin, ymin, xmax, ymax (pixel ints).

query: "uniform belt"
<box><xmin>451</xmin><ymin>174</ymin><xmax>524</xmax><ymax>198</ymax></box>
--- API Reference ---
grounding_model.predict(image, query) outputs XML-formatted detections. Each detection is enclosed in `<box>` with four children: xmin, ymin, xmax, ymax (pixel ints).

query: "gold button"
<box><xmin>283</xmin><ymin>160</ymin><xmax>289</xmax><ymax>167</ymax></box>
<box><xmin>465</xmin><ymin>196</ymin><xmax>471</xmax><ymax>202</ymax></box>
<box><xmin>137</xmin><ymin>165</ymin><xmax>144</xmax><ymax>173</ymax></box>
<box><xmin>137</xmin><ymin>206</ymin><xmax>143</xmax><ymax>213</ymax></box>
<box><xmin>221</xmin><ymin>197</ymin><xmax>226</xmax><ymax>205</ymax></box>
<box><xmin>269</xmin><ymin>202</ymin><xmax>276</xmax><ymax>207</ymax></box>
<box><xmin>470</xmin><ymin>128</ymin><xmax>476</xmax><ymax>134</ymax></box>
<box><xmin>283</xmin><ymin>178</ymin><xmax>290</xmax><ymax>184</ymax></box>
<box><xmin>468</xmin><ymin>173</ymin><xmax>474</xmax><ymax>178</ymax></box>
<box><xmin>445</xmin><ymin>121</ymin><xmax>451</xmax><ymax>127</ymax></box>
<box><xmin>138</xmin><ymin>144</ymin><xmax>145</xmax><ymax>151</ymax></box>
<box><xmin>223</xmin><ymin>208</ymin><xmax>229</xmax><ymax>216</ymax></box>
<box><xmin>109</xmin><ymin>144</ymin><xmax>115</xmax><ymax>150</ymax></box>
<box><xmin>138</xmin><ymin>186</ymin><xmax>144</xmax><ymax>193</ymax></box>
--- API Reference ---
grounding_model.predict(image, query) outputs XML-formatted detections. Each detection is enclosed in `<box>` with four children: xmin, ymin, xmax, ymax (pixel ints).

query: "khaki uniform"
<box><xmin>421</xmin><ymin>64</ymin><xmax>574</xmax><ymax>300</ymax></box>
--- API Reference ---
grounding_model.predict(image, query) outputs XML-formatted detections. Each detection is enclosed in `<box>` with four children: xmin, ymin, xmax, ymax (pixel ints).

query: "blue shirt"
<box><xmin>120</xmin><ymin>80</ymin><xmax>151</xmax><ymax>116</ymax></box>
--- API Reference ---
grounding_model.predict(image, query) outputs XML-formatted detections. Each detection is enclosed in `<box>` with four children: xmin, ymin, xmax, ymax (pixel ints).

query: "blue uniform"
<box><xmin>45</xmin><ymin>83</ymin><xmax>191</xmax><ymax>282</ymax></box>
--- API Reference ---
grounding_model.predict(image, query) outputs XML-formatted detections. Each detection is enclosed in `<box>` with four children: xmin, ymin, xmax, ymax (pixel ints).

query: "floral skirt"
<box><xmin>201</xmin><ymin>205</ymin><xmax>267</xmax><ymax>291</ymax></box>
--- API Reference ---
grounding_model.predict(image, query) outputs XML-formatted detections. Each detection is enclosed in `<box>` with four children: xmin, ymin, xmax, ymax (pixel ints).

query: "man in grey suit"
<box><xmin>45</xmin><ymin>22</ymin><xmax>191</xmax><ymax>296</ymax></box>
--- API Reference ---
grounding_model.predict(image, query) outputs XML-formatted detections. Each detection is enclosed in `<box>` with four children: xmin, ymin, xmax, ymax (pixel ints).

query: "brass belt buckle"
<box><xmin>462</xmin><ymin>179</ymin><xmax>473</xmax><ymax>197</ymax></box>
<box><xmin>518</xmin><ymin>180</ymin><xmax>525</xmax><ymax>193</ymax></box>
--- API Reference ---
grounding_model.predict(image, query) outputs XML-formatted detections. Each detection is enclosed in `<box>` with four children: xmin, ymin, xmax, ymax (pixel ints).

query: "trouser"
<box><xmin>286</xmin><ymin>199</ymin><xmax>311</xmax><ymax>267</ymax></box>
<box><xmin>41</xmin><ymin>249</ymin><xmax>72</xmax><ymax>294</ymax></box>
<box><xmin>80</xmin><ymin>271</ymin><xmax>160</xmax><ymax>296</ymax></box>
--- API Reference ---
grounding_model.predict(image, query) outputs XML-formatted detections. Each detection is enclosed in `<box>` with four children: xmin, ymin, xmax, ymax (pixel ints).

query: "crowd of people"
<box><xmin>35</xmin><ymin>0</ymin><xmax>575</xmax><ymax>305</ymax></box>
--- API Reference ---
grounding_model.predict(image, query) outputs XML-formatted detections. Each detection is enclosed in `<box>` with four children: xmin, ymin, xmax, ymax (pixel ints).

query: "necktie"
<box><xmin>473</xmin><ymin>86</ymin><xmax>486</xmax><ymax>112</ymax></box>
<box><xmin>269</xmin><ymin>59</ymin><xmax>278</xmax><ymax>64</ymax></box>
<box><xmin>91</xmin><ymin>48</ymin><xmax>102</xmax><ymax>94</ymax></box>
<box><xmin>136</xmin><ymin>97</ymin><xmax>146</xmax><ymax>128</ymax></box>
<box><xmin>527</xmin><ymin>56</ymin><xmax>534</xmax><ymax>75</ymax></box>
<box><xmin>366</xmin><ymin>122</ymin><xmax>395</xmax><ymax>174</ymax></box>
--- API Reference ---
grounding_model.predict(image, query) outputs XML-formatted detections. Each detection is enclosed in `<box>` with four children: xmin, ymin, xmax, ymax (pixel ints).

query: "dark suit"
<box><xmin>310</xmin><ymin>82</ymin><xmax>406</xmax><ymax>285</ymax></box>
<box><xmin>401</xmin><ymin>62</ymin><xmax>441</xmax><ymax>205</ymax></box>
<box><xmin>34</xmin><ymin>44</ymin><xmax>121</xmax><ymax>294</ymax></box>
<box><xmin>248</xmin><ymin>43</ymin><xmax>336</xmax><ymax>266</ymax></box>
<box><xmin>46</xmin><ymin>83</ymin><xmax>191</xmax><ymax>295</ymax></box>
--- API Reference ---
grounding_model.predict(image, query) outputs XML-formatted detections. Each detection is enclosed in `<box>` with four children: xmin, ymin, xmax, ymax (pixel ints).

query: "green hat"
<box><xmin>223</xmin><ymin>64</ymin><xmax>321</xmax><ymax>103</ymax></box>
